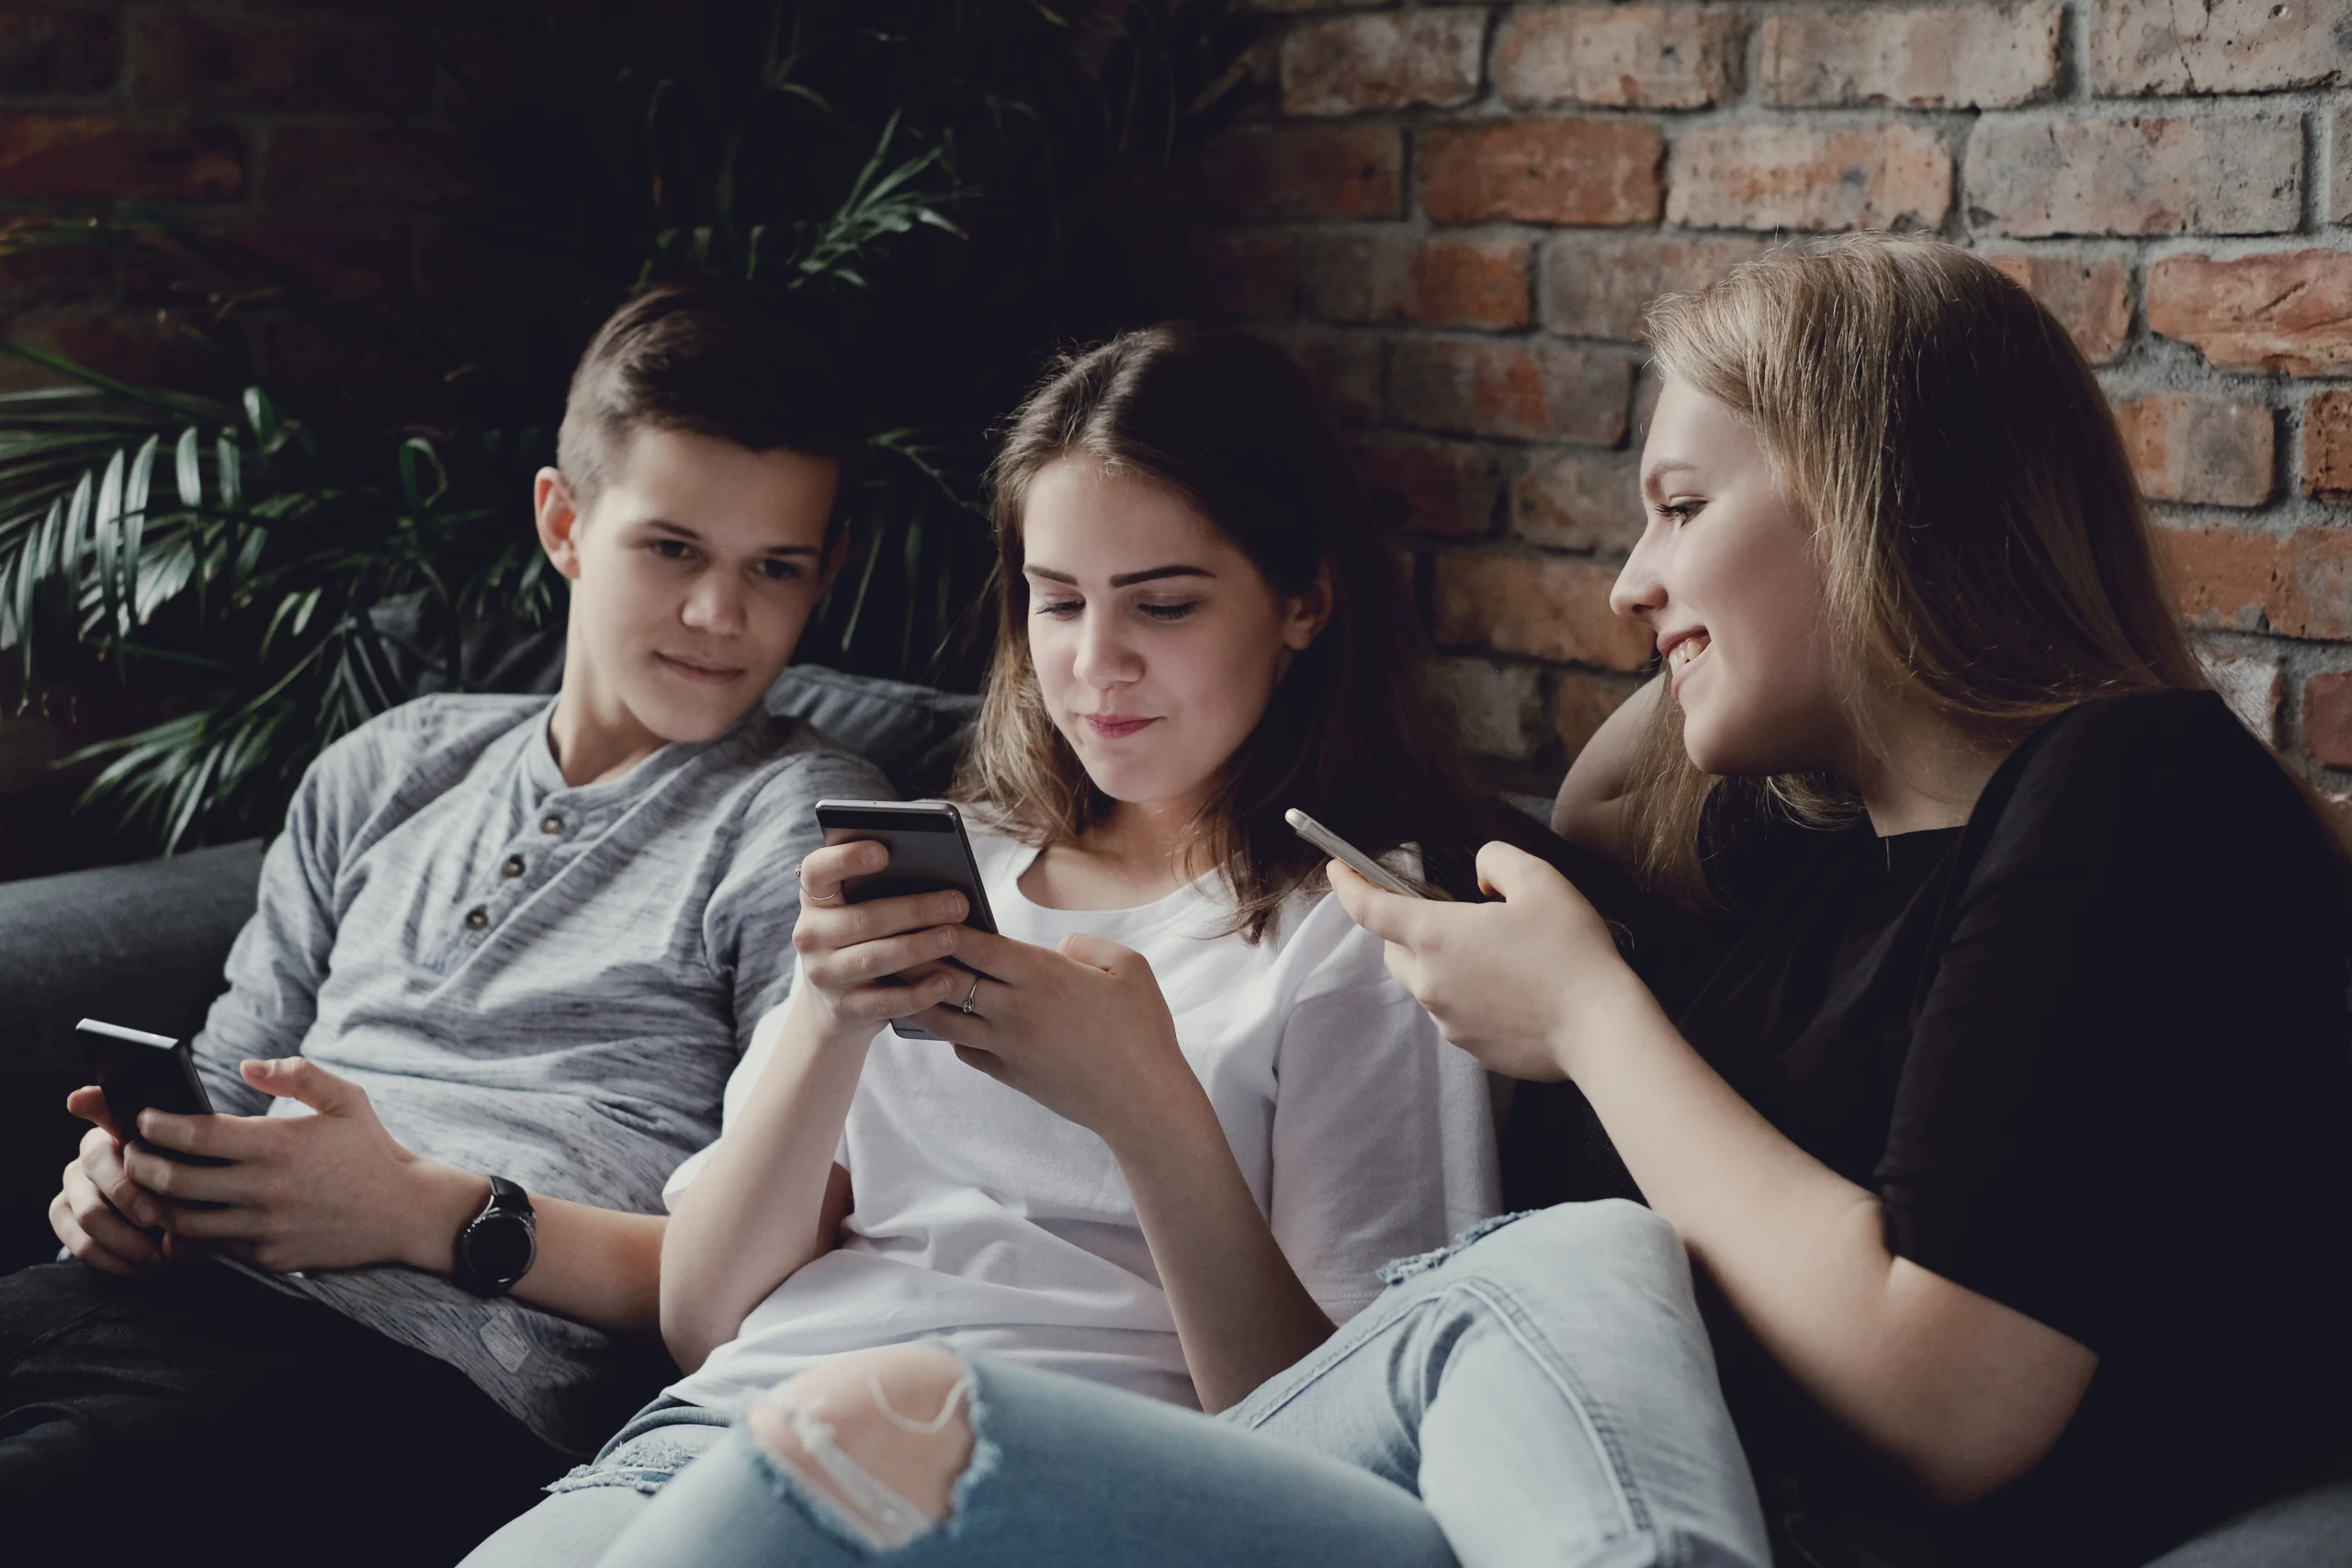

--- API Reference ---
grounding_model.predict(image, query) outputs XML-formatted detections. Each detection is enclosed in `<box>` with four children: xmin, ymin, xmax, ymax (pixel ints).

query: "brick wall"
<box><xmin>0</xmin><ymin>2</ymin><xmax>476</xmax><ymax>402</ymax></box>
<box><xmin>1184</xmin><ymin>0</ymin><xmax>2352</xmax><ymax>797</ymax></box>
<box><xmin>0</xmin><ymin>0</ymin><xmax>471</xmax><ymax>879</ymax></box>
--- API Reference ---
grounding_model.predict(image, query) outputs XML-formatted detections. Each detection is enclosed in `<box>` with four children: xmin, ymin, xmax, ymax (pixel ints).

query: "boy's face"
<box><xmin>536</xmin><ymin>428</ymin><xmax>841</xmax><ymax>760</ymax></box>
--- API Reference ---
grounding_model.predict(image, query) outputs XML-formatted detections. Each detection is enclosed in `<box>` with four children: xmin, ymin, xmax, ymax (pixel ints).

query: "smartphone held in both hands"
<box><xmin>814</xmin><ymin>800</ymin><xmax>998</xmax><ymax>1040</ymax></box>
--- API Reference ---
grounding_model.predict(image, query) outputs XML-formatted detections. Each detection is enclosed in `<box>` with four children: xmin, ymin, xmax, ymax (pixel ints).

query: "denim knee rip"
<box><xmin>547</xmin><ymin>1425</ymin><xmax>728</xmax><ymax>1499</ymax></box>
<box><xmin>1375</xmin><ymin>1208</ymin><xmax>1539</xmax><ymax>1285</ymax></box>
<box><xmin>737</xmin><ymin>1348</ymin><xmax>1003</xmax><ymax>1558</ymax></box>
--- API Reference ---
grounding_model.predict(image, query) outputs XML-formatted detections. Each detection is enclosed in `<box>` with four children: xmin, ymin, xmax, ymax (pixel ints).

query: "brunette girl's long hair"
<box><xmin>1627</xmin><ymin>234</ymin><xmax>2215</xmax><ymax>899</ymax></box>
<box><xmin>954</xmin><ymin>323</ymin><xmax>1519</xmax><ymax>940</ymax></box>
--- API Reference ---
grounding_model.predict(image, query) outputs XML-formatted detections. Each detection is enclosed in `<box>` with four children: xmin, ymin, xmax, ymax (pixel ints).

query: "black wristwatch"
<box><xmin>452</xmin><ymin>1176</ymin><xmax>537</xmax><ymax>1298</ymax></box>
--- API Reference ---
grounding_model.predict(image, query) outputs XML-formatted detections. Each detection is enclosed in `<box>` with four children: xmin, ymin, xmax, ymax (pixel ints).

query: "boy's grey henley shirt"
<box><xmin>187</xmin><ymin>693</ymin><xmax>888</xmax><ymax>1453</ymax></box>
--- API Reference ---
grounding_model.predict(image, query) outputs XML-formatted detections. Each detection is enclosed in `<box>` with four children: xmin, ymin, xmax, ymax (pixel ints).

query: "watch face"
<box><xmin>467</xmin><ymin>1213</ymin><xmax>535</xmax><ymax>1285</ymax></box>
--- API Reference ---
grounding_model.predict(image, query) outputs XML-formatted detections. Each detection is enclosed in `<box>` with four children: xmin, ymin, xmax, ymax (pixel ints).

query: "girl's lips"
<box><xmin>1666</xmin><ymin>632</ymin><xmax>1712</xmax><ymax>697</ymax></box>
<box><xmin>1083</xmin><ymin>714</ymin><xmax>1159</xmax><ymax>739</ymax></box>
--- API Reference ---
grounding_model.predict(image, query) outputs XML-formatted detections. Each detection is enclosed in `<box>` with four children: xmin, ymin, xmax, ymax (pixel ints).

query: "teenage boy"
<box><xmin>1</xmin><ymin>285</ymin><xmax>888</xmax><ymax>1562</ymax></box>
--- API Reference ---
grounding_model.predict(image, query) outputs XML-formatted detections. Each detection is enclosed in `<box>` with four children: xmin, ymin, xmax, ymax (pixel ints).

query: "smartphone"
<box><xmin>813</xmin><ymin>800</ymin><xmax>998</xmax><ymax>1040</ymax></box>
<box><xmin>74</xmin><ymin>1019</ymin><xmax>226</xmax><ymax>1166</ymax></box>
<box><xmin>1285</xmin><ymin>808</ymin><xmax>1427</xmax><ymax>899</ymax></box>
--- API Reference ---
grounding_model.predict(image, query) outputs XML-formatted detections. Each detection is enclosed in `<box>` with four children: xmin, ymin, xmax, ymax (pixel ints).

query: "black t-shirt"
<box><xmin>1508</xmin><ymin>689</ymin><xmax>2352</xmax><ymax>1566</ymax></box>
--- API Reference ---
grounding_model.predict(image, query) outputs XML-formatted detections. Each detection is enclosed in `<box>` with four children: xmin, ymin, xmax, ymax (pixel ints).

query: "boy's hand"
<box><xmin>51</xmin><ymin>1087</ymin><xmax>179</xmax><ymax>1275</ymax></box>
<box><xmin>119</xmin><ymin>1056</ymin><xmax>481</xmax><ymax>1277</ymax></box>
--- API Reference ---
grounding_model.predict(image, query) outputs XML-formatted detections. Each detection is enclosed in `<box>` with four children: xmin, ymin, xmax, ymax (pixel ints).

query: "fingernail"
<box><xmin>934</xmin><ymin>929</ymin><xmax>956</xmax><ymax>953</ymax></box>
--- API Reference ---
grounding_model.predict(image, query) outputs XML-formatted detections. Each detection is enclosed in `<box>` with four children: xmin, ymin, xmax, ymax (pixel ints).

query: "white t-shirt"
<box><xmin>661</xmin><ymin>825</ymin><xmax>1500</xmax><ymax>1412</ymax></box>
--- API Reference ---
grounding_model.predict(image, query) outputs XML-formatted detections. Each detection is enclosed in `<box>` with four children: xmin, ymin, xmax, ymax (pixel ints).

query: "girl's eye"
<box><xmin>650</xmin><ymin>538</ymin><xmax>692</xmax><ymax>560</ymax></box>
<box><xmin>1035</xmin><ymin>598</ymin><xmax>1083</xmax><ymax>618</ymax></box>
<box><xmin>756</xmin><ymin>559</ymin><xmax>802</xmax><ymax>581</ymax></box>
<box><xmin>1653</xmin><ymin>501</ymin><xmax>1702</xmax><ymax>526</ymax></box>
<box><xmin>1139</xmin><ymin>602</ymin><xmax>1197</xmax><ymax>623</ymax></box>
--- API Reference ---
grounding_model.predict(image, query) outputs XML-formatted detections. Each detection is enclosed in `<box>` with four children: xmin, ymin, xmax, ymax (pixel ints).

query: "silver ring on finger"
<box><xmin>959</xmin><ymin>974</ymin><xmax>982</xmax><ymax>1015</ymax></box>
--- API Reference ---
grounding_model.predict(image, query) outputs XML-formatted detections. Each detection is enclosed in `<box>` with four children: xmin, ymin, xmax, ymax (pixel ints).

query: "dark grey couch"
<box><xmin>1</xmin><ymin>666</ymin><xmax>2344</xmax><ymax>1566</ymax></box>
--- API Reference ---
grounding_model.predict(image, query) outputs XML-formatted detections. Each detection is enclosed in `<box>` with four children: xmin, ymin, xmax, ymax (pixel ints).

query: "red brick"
<box><xmin>1556</xmin><ymin>668</ymin><xmax>1640</xmax><ymax>756</ymax></box>
<box><xmin>1433</xmin><ymin>552</ymin><xmax>1653</xmax><ymax>670</ymax></box>
<box><xmin>1760</xmin><ymin>3</ymin><xmax>2062</xmax><ymax>108</ymax></box>
<box><xmin>0</xmin><ymin>7</ymin><xmax>120</xmax><ymax>94</ymax></box>
<box><xmin>1300</xmin><ymin>231</ymin><xmax>1529</xmax><ymax>329</ymax></box>
<box><xmin>1429</xmin><ymin>657</ymin><xmax>1548</xmax><ymax>760</ymax></box>
<box><xmin>2301</xmin><ymin>671</ymin><xmax>2352</xmax><ymax>769</ymax></box>
<box><xmin>1492</xmin><ymin>6</ymin><xmax>1745</xmax><ymax>110</ymax></box>
<box><xmin>2306</xmin><ymin>391</ymin><xmax>2352</xmax><ymax>503</ymax></box>
<box><xmin>120</xmin><ymin>220</ymin><xmax>413</xmax><ymax>309</ymax></box>
<box><xmin>1410</xmin><ymin>235</ymin><xmax>1531</xmax><ymax>330</ymax></box>
<box><xmin>2115</xmin><ymin>393</ymin><xmax>2275</xmax><ymax>509</ymax></box>
<box><xmin>1982</xmin><ymin>252</ymin><xmax>2132</xmax><ymax>365</ymax></box>
<box><xmin>1540</xmin><ymin>231</ymin><xmax>1775</xmax><ymax>342</ymax></box>
<box><xmin>1357</xmin><ymin>434</ymin><xmax>1504</xmax><ymax>538</ymax></box>
<box><xmin>2090</xmin><ymin>0</ymin><xmax>2351</xmax><ymax>95</ymax></box>
<box><xmin>1389</xmin><ymin>339</ymin><xmax>1630</xmax><ymax>444</ymax></box>
<box><xmin>1419</xmin><ymin>119</ymin><xmax>1664</xmax><ymax>227</ymax></box>
<box><xmin>1667</xmin><ymin>124</ymin><xmax>1949</xmax><ymax>232</ymax></box>
<box><xmin>2159</xmin><ymin>525</ymin><xmax>2352</xmax><ymax>641</ymax></box>
<box><xmin>264</xmin><ymin>127</ymin><xmax>466</xmax><ymax>217</ymax></box>
<box><xmin>1283</xmin><ymin>333</ymin><xmax>1381</xmax><ymax>426</ymax></box>
<box><xmin>2147</xmin><ymin>251</ymin><xmax>2352</xmax><ymax>376</ymax></box>
<box><xmin>2201</xmin><ymin>648</ymin><xmax>2283</xmax><ymax>744</ymax></box>
<box><xmin>1203</xmin><ymin>126</ymin><xmax>1404</xmax><ymax>221</ymax></box>
<box><xmin>1513</xmin><ymin>447</ymin><xmax>1641</xmax><ymax>553</ymax></box>
<box><xmin>1964</xmin><ymin>114</ymin><xmax>2301</xmax><ymax>237</ymax></box>
<box><xmin>0</xmin><ymin>304</ymin><xmax>237</xmax><ymax>397</ymax></box>
<box><xmin>0</xmin><ymin>223</ymin><xmax>109</xmax><ymax>305</ymax></box>
<box><xmin>1280</xmin><ymin>10</ymin><xmax>1484</xmax><ymax>117</ymax></box>
<box><xmin>1182</xmin><ymin>231</ymin><xmax>1298</xmax><ymax>320</ymax></box>
<box><xmin>0</xmin><ymin>116</ymin><xmax>242</xmax><ymax>201</ymax></box>
<box><xmin>133</xmin><ymin>13</ymin><xmax>430</xmax><ymax>113</ymax></box>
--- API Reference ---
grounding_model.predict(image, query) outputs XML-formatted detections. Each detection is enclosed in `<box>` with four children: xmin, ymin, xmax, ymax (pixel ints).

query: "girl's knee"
<box><xmin>747</xmin><ymin>1344</ymin><xmax>977</xmax><ymax>1548</ymax></box>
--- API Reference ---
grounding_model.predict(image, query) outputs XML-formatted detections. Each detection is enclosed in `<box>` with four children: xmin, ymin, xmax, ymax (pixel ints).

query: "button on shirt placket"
<box><xmin>468</xmin><ymin>809</ymin><xmax>571</xmax><ymax>943</ymax></box>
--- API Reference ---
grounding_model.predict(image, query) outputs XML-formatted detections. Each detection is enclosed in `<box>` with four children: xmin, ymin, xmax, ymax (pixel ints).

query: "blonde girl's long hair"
<box><xmin>1626</xmin><ymin>233</ymin><xmax>2208</xmax><ymax>900</ymax></box>
<box><xmin>955</xmin><ymin>323</ymin><xmax>1517</xmax><ymax>941</ymax></box>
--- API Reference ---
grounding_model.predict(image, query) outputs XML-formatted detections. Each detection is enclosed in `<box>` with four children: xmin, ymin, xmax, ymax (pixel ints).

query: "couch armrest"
<box><xmin>0</xmin><ymin>840</ymin><xmax>264</xmax><ymax>1269</ymax></box>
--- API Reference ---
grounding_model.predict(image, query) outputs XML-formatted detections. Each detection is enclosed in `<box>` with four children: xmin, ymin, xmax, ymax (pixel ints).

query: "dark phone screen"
<box><xmin>76</xmin><ymin>1027</ymin><xmax>228</xmax><ymax>1167</ymax></box>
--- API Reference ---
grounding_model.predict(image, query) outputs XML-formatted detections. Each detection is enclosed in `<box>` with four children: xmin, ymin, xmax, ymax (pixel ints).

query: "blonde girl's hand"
<box><xmin>1328</xmin><ymin>840</ymin><xmax>1643</xmax><ymax>1083</ymax></box>
<box><xmin>791</xmin><ymin>840</ymin><xmax>974</xmax><ymax>1043</ymax></box>
<box><xmin>909</xmin><ymin>927</ymin><xmax>1197</xmax><ymax>1152</ymax></box>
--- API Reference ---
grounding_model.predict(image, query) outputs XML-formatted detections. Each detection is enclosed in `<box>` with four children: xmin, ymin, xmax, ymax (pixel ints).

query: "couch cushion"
<box><xmin>764</xmin><ymin>663</ymin><xmax>978</xmax><ymax>797</ymax></box>
<box><xmin>2139</xmin><ymin>1480</ymin><xmax>2352</xmax><ymax>1568</ymax></box>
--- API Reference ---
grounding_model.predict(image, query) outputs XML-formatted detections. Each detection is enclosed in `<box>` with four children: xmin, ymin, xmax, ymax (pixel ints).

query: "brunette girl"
<box><xmin>462</xmin><ymin>324</ymin><xmax>1530</xmax><ymax>1563</ymax></box>
<box><xmin>563</xmin><ymin>236</ymin><xmax>2352</xmax><ymax>1568</ymax></box>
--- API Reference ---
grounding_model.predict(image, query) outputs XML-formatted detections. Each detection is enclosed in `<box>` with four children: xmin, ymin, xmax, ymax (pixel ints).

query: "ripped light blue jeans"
<box><xmin>578</xmin><ymin>1201</ymin><xmax>1770</xmax><ymax>1568</ymax></box>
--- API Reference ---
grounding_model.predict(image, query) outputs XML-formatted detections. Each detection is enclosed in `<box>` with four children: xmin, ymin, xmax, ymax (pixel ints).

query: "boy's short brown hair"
<box><xmin>557</xmin><ymin>281</ymin><xmax>858</xmax><ymax>523</ymax></box>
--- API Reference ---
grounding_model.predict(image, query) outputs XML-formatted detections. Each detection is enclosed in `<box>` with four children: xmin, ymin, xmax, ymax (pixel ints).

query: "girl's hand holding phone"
<box><xmin>909</xmin><ymin>927</ymin><xmax>1197</xmax><ymax>1155</ymax></box>
<box><xmin>1329</xmin><ymin>840</ymin><xmax>1644</xmax><ymax>1084</ymax></box>
<box><xmin>789</xmin><ymin>841</ymin><xmax>975</xmax><ymax>1043</ymax></box>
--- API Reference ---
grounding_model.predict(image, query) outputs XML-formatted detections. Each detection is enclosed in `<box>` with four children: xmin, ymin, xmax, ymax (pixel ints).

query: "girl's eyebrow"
<box><xmin>1025</xmin><ymin>565</ymin><xmax>1216</xmax><ymax>588</ymax></box>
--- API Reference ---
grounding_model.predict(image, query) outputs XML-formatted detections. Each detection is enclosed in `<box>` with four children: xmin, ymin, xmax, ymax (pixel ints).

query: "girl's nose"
<box><xmin>1611</xmin><ymin>527</ymin><xmax>1668</xmax><ymax>625</ymax></box>
<box><xmin>1070</xmin><ymin>613</ymin><xmax>1138</xmax><ymax>688</ymax></box>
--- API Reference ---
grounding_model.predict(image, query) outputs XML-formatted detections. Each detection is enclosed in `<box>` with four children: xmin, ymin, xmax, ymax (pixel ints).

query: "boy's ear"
<box><xmin>535</xmin><ymin>468</ymin><xmax>587</xmax><ymax>581</ymax></box>
<box><xmin>1283</xmin><ymin>559</ymin><xmax>1335</xmax><ymax>651</ymax></box>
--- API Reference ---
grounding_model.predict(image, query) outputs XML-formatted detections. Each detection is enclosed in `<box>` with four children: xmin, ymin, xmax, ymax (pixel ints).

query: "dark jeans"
<box><xmin>0</xmin><ymin>1259</ymin><xmax>571</xmax><ymax>1565</ymax></box>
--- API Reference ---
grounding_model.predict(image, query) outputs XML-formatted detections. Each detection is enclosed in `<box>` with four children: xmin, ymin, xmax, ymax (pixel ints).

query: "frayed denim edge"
<box><xmin>729</xmin><ymin>1343</ymin><xmax>1001</xmax><ymax>1558</ymax></box>
<box><xmin>938</xmin><ymin>1349</ymin><xmax>1002</xmax><ymax>1540</ymax></box>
